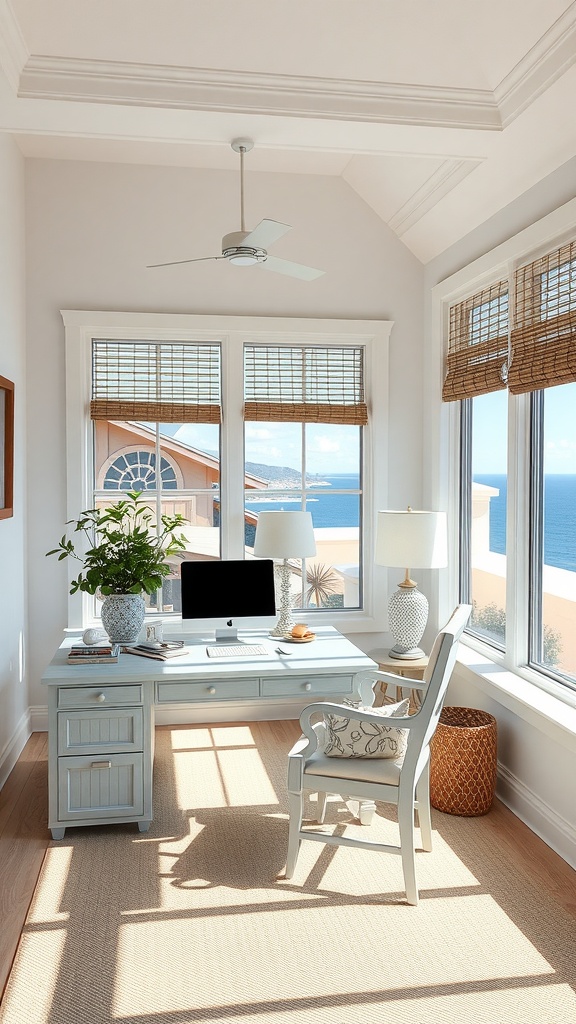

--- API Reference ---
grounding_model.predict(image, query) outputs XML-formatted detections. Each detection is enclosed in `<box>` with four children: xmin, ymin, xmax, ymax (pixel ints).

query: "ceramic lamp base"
<box><xmin>387</xmin><ymin>584</ymin><xmax>428</xmax><ymax>660</ymax></box>
<box><xmin>269</xmin><ymin>560</ymin><xmax>296</xmax><ymax>637</ymax></box>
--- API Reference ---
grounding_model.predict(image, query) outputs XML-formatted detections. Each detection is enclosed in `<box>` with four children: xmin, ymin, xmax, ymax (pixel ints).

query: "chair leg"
<box><xmin>285</xmin><ymin>791</ymin><xmax>304</xmax><ymax>879</ymax></box>
<box><xmin>358</xmin><ymin>799</ymin><xmax>376</xmax><ymax>825</ymax></box>
<box><xmin>398</xmin><ymin>792</ymin><xmax>418</xmax><ymax>906</ymax></box>
<box><xmin>416</xmin><ymin>765</ymin><xmax>432</xmax><ymax>852</ymax></box>
<box><xmin>317</xmin><ymin>791</ymin><xmax>328</xmax><ymax>823</ymax></box>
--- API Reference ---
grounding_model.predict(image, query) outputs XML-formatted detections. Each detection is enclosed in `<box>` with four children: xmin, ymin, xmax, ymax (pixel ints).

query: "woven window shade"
<box><xmin>244</xmin><ymin>345</ymin><xmax>367</xmax><ymax>424</ymax></box>
<box><xmin>509</xmin><ymin>241</ymin><xmax>576</xmax><ymax>394</ymax></box>
<box><xmin>90</xmin><ymin>340</ymin><xmax>221</xmax><ymax>423</ymax></box>
<box><xmin>442</xmin><ymin>282</ymin><xmax>509</xmax><ymax>402</ymax></box>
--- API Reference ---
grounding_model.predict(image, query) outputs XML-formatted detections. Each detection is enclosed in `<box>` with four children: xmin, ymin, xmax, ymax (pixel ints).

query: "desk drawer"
<box><xmin>57</xmin><ymin>684</ymin><xmax>143</xmax><ymax>709</ymax></box>
<box><xmin>57</xmin><ymin>707</ymin><xmax>144</xmax><ymax>755</ymax></box>
<box><xmin>156</xmin><ymin>678</ymin><xmax>260</xmax><ymax>704</ymax></box>
<box><xmin>261</xmin><ymin>674</ymin><xmax>355</xmax><ymax>698</ymax></box>
<box><xmin>58</xmin><ymin>752</ymin><xmax>144</xmax><ymax>821</ymax></box>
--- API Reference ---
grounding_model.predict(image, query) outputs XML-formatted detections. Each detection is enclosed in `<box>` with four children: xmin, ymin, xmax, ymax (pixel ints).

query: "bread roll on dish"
<box><xmin>291</xmin><ymin>623</ymin><xmax>311</xmax><ymax>638</ymax></box>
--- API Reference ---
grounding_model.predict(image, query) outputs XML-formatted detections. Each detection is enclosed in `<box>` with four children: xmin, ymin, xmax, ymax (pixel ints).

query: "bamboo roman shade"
<box><xmin>244</xmin><ymin>345</ymin><xmax>367</xmax><ymax>424</ymax></box>
<box><xmin>90</xmin><ymin>340</ymin><xmax>221</xmax><ymax>423</ymax></box>
<box><xmin>442</xmin><ymin>281</ymin><xmax>509</xmax><ymax>402</ymax></box>
<box><xmin>508</xmin><ymin>241</ymin><xmax>576</xmax><ymax>394</ymax></box>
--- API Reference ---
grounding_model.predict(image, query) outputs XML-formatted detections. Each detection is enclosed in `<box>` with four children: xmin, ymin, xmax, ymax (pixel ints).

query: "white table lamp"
<box><xmin>254</xmin><ymin>510</ymin><xmax>317</xmax><ymax>636</ymax></box>
<box><xmin>375</xmin><ymin>508</ymin><xmax>448</xmax><ymax>659</ymax></box>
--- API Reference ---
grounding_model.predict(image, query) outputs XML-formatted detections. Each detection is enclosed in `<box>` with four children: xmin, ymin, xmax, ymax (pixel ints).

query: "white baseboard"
<box><xmin>29</xmin><ymin>706</ymin><xmax>49</xmax><ymax>733</ymax></box>
<box><xmin>0</xmin><ymin>710</ymin><xmax>31</xmax><ymax>790</ymax></box>
<box><xmin>496</xmin><ymin>762</ymin><xmax>576</xmax><ymax>870</ymax></box>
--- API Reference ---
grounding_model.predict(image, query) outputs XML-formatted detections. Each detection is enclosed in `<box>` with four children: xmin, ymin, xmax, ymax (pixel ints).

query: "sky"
<box><xmin>175</xmin><ymin>422</ymin><xmax>361</xmax><ymax>475</ymax></box>
<box><xmin>473</xmin><ymin>382</ymin><xmax>576</xmax><ymax>475</ymax></box>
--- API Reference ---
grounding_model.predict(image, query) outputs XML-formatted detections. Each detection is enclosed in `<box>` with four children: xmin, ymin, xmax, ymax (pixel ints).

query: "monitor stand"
<box><xmin>215</xmin><ymin>625</ymin><xmax>240</xmax><ymax>642</ymax></box>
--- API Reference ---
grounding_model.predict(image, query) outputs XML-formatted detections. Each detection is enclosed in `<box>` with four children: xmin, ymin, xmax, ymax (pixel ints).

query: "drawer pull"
<box><xmin>91</xmin><ymin>760</ymin><xmax>112</xmax><ymax>770</ymax></box>
<box><xmin>95</xmin><ymin>693</ymin><xmax>106</xmax><ymax>703</ymax></box>
<box><xmin>207</xmin><ymin>686</ymin><xmax>216</xmax><ymax>695</ymax></box>
<box><xmin>303</xmin><ymin>682</ymin><xmax>312</xmax><ymax>692</ymax></box>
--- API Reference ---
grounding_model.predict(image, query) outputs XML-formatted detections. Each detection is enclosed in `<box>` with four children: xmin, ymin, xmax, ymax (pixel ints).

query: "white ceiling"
<box><xmin>1</xmin><ymin>0</ymin><xmax>575</xmax><ymax>262</ymax></box>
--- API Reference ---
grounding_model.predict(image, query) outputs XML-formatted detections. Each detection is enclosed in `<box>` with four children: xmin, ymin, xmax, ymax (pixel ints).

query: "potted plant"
<box><xmin>47</xmin><ymin>491</ymin><xmax>188</xmax><ymax>643</ymax></box>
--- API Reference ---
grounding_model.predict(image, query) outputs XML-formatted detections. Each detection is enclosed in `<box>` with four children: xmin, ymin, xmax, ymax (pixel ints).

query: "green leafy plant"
<box><xmin>47</xmin><ymin>491</ymin><xmax>188</xmax><ymax>596</ymax></box>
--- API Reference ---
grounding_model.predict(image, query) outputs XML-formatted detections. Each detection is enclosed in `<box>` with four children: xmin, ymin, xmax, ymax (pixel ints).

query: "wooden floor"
<box><xmin>1</xmin><ymin>729</ymin><xmax>576</xmax><ymax>1001</ymax></box>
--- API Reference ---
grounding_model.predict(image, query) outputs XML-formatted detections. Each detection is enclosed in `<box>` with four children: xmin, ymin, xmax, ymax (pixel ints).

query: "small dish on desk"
<box><xmin>282</xmin><ymin>632</ymin><xmax>316</xmax><ymax>644</ymax></box>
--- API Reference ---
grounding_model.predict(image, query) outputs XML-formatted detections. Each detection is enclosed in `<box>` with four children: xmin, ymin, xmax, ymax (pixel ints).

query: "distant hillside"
<box><xmin>245</xmin><ymin>462</ymin><xmax>327</xmax><ymax>486</ymax></box>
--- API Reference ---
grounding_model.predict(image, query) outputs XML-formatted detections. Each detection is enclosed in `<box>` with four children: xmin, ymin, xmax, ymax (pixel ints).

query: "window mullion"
<box><xmin>506</xmin><ymin>390</ymin><xmax>531</xmax><ymax>669</ymax></box>
<box><xmin>458</xmin><ymin>400</ymin><xmax>472</xmax><ymax>605</ymax></box>
<box><xmin>528</xmin><ymin>391</ymin><xmax>545</xmax><ymax>667</ymax></box>
<box><xmin>222</xmin><ymin>335</ymin><xmax>245</xmax><ymax>558</ymax></box>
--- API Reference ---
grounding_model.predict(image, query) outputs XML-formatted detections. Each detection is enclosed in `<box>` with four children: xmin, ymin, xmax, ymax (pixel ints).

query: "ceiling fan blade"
<box><xmin>243</xmin><ymin>219</ymin><xmax>291</xmax><ymax>249</ymax></box>
<box><xmin>147</xmin><ymin>255</ymin><xmax>225</xmax><ymax>268</ymax></box>
<box><xmin>261</xmin><ymin>255</ymin><xmax>325</xmax><ymax>281</ymax></box>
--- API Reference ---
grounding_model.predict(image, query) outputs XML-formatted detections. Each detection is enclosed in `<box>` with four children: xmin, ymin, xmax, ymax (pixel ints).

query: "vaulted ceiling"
<box><xmin>1</xmin><ymin>0</ymin><xmax>575</xmax><ymax>261</ymax></box>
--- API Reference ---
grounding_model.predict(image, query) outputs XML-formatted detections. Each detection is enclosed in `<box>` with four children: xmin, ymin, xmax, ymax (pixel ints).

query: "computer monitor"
<box><xmin>180</xmin><ymin>558</ymin><xmax>277</xmax><ymax>641</ymax></box>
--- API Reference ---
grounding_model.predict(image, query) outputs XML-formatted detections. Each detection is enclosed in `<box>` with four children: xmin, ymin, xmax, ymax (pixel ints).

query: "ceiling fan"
<box><xmin>147</xmin><ymin>138</ymin><xmax>325</xmax><ymax>281</ymax></box>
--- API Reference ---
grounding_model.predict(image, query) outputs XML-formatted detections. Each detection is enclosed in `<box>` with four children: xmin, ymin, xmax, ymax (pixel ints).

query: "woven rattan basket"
<box><xmin>430</xmin><ymin>706</ymin><xmax>497</xmax><ymax>816</ymax></box>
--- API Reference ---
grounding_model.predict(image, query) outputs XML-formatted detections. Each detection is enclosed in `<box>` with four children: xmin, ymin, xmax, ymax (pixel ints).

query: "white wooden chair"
<box><xmin>285</xmin><ymin>604</ymin><xmax>472</xmax><ymax>905</ymax></box>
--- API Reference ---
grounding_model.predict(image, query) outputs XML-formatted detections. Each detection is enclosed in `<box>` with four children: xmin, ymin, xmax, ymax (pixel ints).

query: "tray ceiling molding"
<box><xmin>0</xmin><ymin>0</ymin><xmax>28</xmax><ymax>92</ymax></box>
<box><xmin>388</xmin><ymin>158</ymin><xmax>483</xmax><ymax>237</ymax></box>
<box><xmin>17</xmin><ymin>56</ymin><xmax>502</xmax><ymax>130</ymax></box>
<box><xmin>495</xmin><ymin>3</ymin><xmax>576</xmax><ymax>127</ymax></box>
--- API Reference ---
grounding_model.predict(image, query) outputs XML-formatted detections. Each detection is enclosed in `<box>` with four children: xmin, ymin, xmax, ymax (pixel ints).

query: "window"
<box><xmin>90</xmin><ymin>337</ymin><xmax>222</xmax><ymax>615</ymax></box>
<box><xmin>440</xmin><ymin>227</ymin><xmax>576</xmax><ymax>694</ymax></box>
<box><xmin>244</xmin><ymin>344</ymin><xmax>366</xmax><ymax>611</ymax></box>
<box><xmin>62</xmin><ymin>312</ymin><xmax>391</xmax><ymax>632</ymax></box>
<box><xmin>102</xmin><ymin>451</ymin><xmax>178</xmax><ymax>490</ymax></box>
<box><xmin>462</xmin><ymin>391</ymin><xmax>509</xmax><ymax>649</ymax></box>
<box><xmin>529</xmin><ymin>383</ymin><xmax>576</xmax><ymax>680</ymax></box>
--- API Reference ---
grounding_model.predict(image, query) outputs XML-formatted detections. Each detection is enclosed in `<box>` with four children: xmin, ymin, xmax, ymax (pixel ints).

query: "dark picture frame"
<box><xmin>0</xmin><ymin>376</ymin><xmax>14</xmax><ymax>519</ymax></box>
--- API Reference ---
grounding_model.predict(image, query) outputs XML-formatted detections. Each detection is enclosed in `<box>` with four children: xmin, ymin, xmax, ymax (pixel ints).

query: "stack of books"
<box><xmin>123</xmin><ymin>642</ymin><xmax>189</xmax><ymax>661</ymax></box>
<box><xmin>67</xmin><ymin>642</ymin><xmax>120</xmax><ymax>665</ymax></box>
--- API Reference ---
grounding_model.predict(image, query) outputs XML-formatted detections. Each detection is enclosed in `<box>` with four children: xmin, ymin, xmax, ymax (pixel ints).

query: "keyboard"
<box><xmin>206</xmin><ymin>644</ymin><xmax>269</xmax><ymax>659</ymax></box>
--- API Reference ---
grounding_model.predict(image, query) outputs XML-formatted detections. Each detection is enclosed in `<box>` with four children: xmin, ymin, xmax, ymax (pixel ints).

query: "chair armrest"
<box><xmin>288</xmin><ymin>719</ymin><xmax>326</xmax><ymax>760</ymax></box>
<box><xmin>298</xmin><ymin>702</ymin><xmax>421</xmax><ymax>749</ymax></box>
<box><xmin>287</xmin><ymin>721</ymin><xmax>327</xmax><ymax>792</ymax></box>
<box><xmin>356</xmin><ymin>669</ymin><xmax>427</xmax><ymax>691</ymax></box>
<box><xmin>288</xmin><ymin>734</ymin><xmax>310</xmax><ymax>758</ymax></box>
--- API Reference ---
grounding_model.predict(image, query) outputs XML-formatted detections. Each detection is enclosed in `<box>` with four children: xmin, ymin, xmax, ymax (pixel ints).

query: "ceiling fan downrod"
<box><xmin>224</xmin><ymin>138</ymin><xmax>267</xmax><ymax>265</ymax></box>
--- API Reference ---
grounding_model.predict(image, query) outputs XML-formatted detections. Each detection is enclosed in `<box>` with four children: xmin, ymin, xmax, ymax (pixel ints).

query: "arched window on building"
<box><xmin>103</xmin><ymin>451</ymin><xmax>178</xmax><ymax>490</ymax></box>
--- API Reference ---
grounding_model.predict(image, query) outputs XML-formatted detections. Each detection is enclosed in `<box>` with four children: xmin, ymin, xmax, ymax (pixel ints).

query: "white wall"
<box><xmin>424</xmin><ymin>156</ymin><xmax>576</xmax><ymax>869</ymax></box>
<box><xmin>0</xmin><ymin>135</ymin><xmax>27</xmax><ymax>786</ymax></box>
<box><xmin>24</xmin><ymin>158</ymin><xmax>425</xmax><ymax>712</ymax></box>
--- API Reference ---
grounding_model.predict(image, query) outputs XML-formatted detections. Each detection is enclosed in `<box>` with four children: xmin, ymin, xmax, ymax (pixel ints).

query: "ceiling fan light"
<box><xmin>223</xmin><ymin>246</ymin><xmax>267</xmax><ymax>266</ymax></box>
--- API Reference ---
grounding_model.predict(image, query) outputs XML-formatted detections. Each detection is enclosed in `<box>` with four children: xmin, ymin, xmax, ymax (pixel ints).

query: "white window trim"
<box><xmin>428</xmin><ymin>195</ymin><xmax>576</xmax><ymax>723</ymax></box>
<box><xmin>61</xmin><ymin>310</ymin><xmax>393</xmax><ymax>634</ymax></box>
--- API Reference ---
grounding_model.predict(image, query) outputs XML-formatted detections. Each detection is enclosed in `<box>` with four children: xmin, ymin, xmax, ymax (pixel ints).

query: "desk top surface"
<box><xmin>42</xmin><ymin>626</ymin><xmax>377</xmax><ymax>686</ymax></box>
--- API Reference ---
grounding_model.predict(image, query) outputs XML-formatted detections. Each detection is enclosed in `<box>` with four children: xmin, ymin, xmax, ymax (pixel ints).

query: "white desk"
<box><xmin>42</xmin><ymin>627</ymin><xmax>377</xmax><ymax>839</ymax></box>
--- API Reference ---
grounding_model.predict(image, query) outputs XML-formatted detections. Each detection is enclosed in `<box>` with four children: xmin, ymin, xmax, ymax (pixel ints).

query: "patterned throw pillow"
<box><xmin>324</xmin><ymin>698</ymin><xmax>410</xmax><ymax>759</ymax></box>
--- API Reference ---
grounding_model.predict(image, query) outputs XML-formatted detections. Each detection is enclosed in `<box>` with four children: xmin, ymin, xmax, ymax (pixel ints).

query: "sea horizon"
<box><xmin>247</xmin><ymin>470</ymin><xmax>576</xmax><ymax>574</ymax></box>
<box><xmin>474</xmin><ymin>472</ymin><xmax>575</xmax><ymax>573</ymax></box>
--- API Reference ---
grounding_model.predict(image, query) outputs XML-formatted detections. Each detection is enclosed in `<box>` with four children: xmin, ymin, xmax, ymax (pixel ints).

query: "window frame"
<box><xmin>61</xmin><ymin>310</ymin><xmax>392</xmax><ymax>633</ymax></box>
<box><xmin>429</xmin><ymin>197</ymin><xmax>576</xmax><ymax>703</ymax></box>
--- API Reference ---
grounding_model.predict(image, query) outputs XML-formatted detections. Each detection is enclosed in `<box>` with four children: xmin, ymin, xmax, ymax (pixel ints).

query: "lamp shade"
<box><xmin>375</xmin><ymin>510</ymin><xmax>448</xmax><ymax>569</ymax></box>
<box><xmin>253</xmin><ymin>510</ymin><xmax>317</xmax><ymax>559</ymax></box>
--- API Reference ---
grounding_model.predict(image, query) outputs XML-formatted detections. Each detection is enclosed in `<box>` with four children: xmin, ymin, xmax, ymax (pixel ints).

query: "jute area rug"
<box><xmin>1</xmin><ymin>721</ymin><xmax>575</xmax><ymax>1024</ymax></box>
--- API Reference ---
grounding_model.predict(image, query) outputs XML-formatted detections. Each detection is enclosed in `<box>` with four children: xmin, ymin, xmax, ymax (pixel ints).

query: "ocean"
<box><xmin>246</xmin><ymin>473</ymin><xmax>361</xmax><ymax>529</ymax></box>
<box><xmin>247</xmin><ymin>471</ymin><xmax>576</xmax><ymax>574</ymax></box>
<box><xmin>473</xmin><ymin>473</ymin><xmax>576</xmax><ymax>573</ymax></box>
